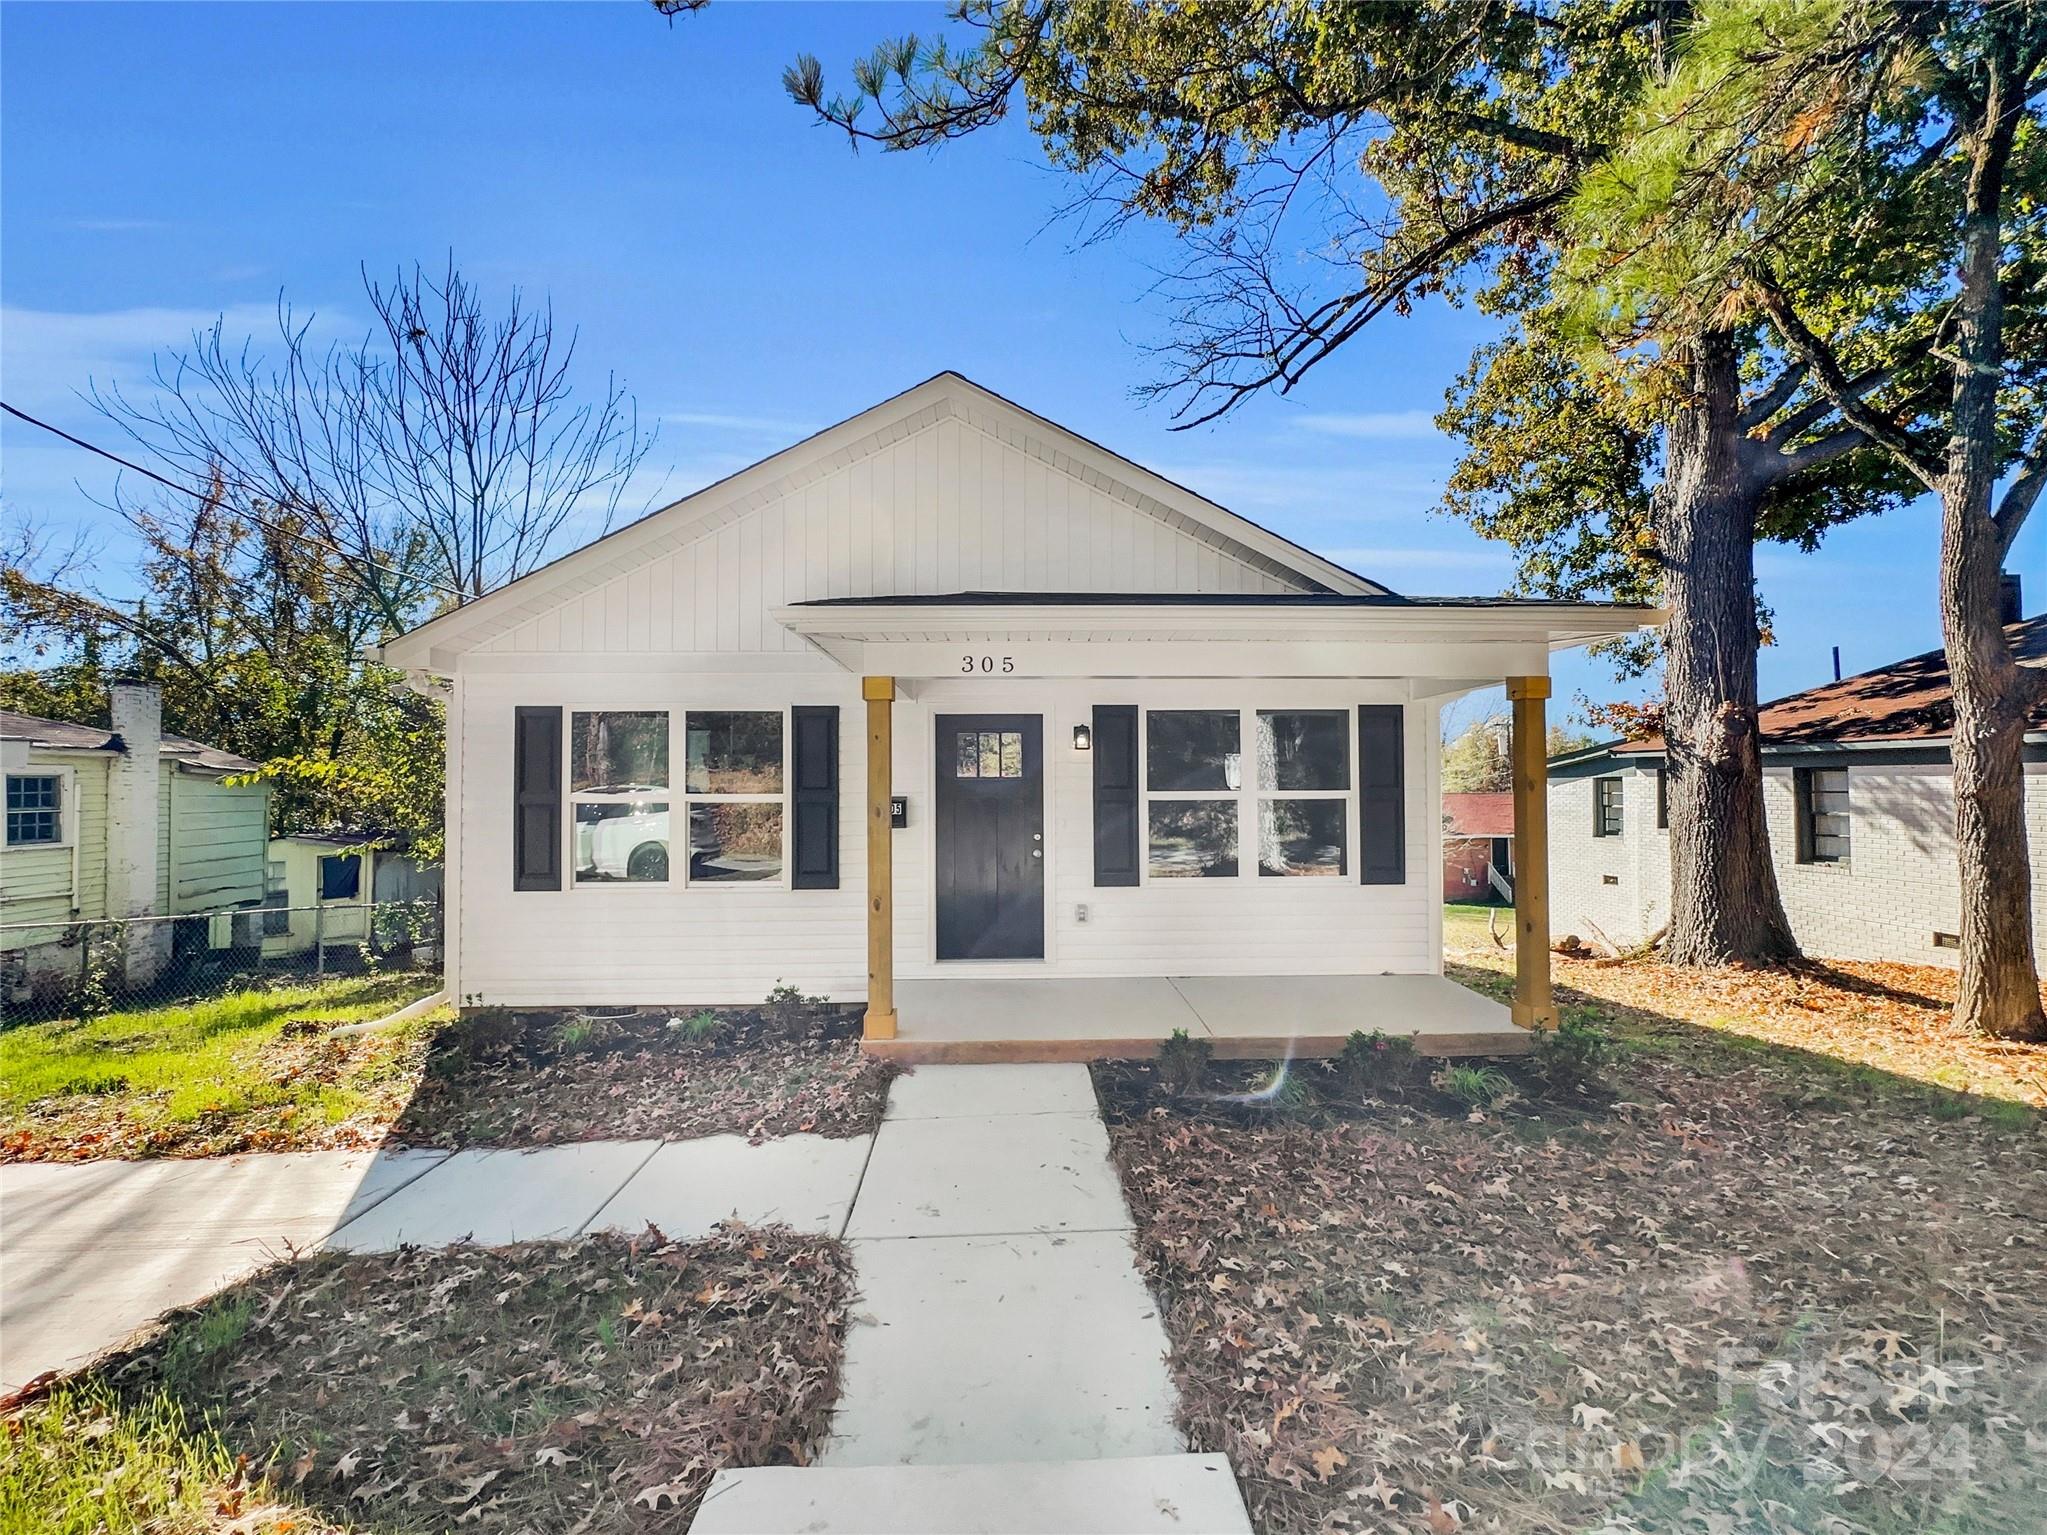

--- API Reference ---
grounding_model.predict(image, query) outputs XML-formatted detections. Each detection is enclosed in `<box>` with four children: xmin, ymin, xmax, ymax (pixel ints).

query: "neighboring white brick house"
<box><xmin>1549</xmin><ymin>614</ymin><xmax>2047</xmax><ymax>970</ymax></box>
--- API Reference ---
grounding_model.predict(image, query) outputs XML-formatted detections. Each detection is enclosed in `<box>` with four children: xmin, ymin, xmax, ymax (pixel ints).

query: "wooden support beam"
<box><xmin>862</xmin><ymin>676</ymin><xmax>897</xmax><ymax>1041</ymax></box>
<box><xmin>1506</xmin><ymin>675</ymin><xmax>1559</xmax><ymax>1030</ymax></box>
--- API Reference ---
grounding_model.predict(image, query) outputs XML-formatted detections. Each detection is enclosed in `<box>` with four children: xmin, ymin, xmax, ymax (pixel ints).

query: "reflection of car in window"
<box><xmin>575</xmin><ymin>789</ymin><xmax>669</xmax><ymax>882</ymax></box>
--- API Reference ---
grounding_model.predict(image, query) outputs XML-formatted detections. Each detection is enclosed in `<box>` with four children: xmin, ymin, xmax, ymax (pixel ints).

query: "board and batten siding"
<box><xmin>453</xmin><ymin>671</ymin><xmax>1439</xmax><ymax>1007</ymax></box>
<box><xmin>473</xmin><ymin>413</ymin><xmax>1311</xmax><ymax>662</ymax></box>
<box><xmin>0</xmin><ymin>752</ymin><xmax>110</xmax><ymax>936</ymax></box>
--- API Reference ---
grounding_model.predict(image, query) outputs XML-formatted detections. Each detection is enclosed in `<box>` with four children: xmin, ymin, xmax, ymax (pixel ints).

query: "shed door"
<box><xmin>934</xmin><ymin>714</ymin><xmax>1045</xmax><ymax>960</ymax></box>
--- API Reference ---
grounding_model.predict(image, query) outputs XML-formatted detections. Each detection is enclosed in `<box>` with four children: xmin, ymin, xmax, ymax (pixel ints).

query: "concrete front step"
<box><xmin>687</xmin><ymin>1454</ymin><xmax>1252</xmax><ymax>1534</ymax></box>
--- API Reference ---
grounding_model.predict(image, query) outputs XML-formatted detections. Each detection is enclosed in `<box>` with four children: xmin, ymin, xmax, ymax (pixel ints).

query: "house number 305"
<box><xmin>961</xmin><ymin>655</ymin><xmax>1016</xmax><ymax>674</ymax></box>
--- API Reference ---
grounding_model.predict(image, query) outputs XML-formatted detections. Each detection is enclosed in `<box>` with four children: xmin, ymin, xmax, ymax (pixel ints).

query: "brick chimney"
<box><xmin>106</xmin><ymin>679</ymin><xmax>168</xmax><ymax>985</ymax></box>
<box><xmin>2000</xmin><ymin>572</ymin><xmax>2023</xmax><ymax>626</ymax></box>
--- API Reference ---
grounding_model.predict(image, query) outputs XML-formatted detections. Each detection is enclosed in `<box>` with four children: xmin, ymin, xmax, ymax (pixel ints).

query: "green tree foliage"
<box><xmin>1557</xmin><ymin>0</ymin><xmax>2046</xmax><ymax>1035</ymax></box>
<box><xmin>1</xmin><ymin>492</ymin><xmax>445</xmax><ymax>855</ymax></box>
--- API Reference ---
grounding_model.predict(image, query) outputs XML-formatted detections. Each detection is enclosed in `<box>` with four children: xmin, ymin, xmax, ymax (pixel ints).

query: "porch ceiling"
<box><xmin>874</xmin><ymin>974</ymin><xmax>1527</xmax><ymax>1064</ymax></box>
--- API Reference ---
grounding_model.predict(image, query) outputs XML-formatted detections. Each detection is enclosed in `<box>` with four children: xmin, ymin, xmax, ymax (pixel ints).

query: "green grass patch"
<box><xmin>0</xmin><ymin>975</ymin><xmax>442</xmax><ymax>1160</ymax></box>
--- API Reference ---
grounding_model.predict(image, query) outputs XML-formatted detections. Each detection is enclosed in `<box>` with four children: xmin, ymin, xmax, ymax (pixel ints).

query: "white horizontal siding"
<box><xmin>454</xmin><ymin>673</ymin><xmax>1439</xmax><ymax>1007</ymax></box>
<box><xmin>479</xmin><ymin>416</ymin><xmax>1306</xmax><ymax>660</ymax></box>
<box><xmin>167</xmin><ymin>772</ymin><xmax>269</xmax><ymax>913</ymax></box>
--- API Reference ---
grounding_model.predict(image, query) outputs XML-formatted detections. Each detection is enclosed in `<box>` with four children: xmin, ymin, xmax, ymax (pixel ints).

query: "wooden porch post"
<box><xmin>1506</xmin><ymin>675</ymin><xmax>1559</xmax><ymax>1030</ymax></box>
<box><xmin>862</xmin><ymin>676</ymin><xmax>897</xmax><ymax>1041</ymax></box>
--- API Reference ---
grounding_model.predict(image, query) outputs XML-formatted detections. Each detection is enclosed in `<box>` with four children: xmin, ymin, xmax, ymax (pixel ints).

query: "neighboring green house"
<box><xmin>1</xmin><ymin>682</ymin><xmax>268</xmax><ymax>1001</ymax></box>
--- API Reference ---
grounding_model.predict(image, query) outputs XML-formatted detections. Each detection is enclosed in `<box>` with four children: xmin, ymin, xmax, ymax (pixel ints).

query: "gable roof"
<box><xmin>382</xmin><ymin>372</ymin><xmax>1388</xmax><ymax>669</ymax></box>
<box><xmin>0</xmin><ymin>709</ymin><xmax>257</xmax><ymax>774</ymax></box>
<box><xmin>1559</xmin><ymin>613</ymin><xmax>2047</xmax><ymax>766</ymax></box>
<box><xmin>1443</xmin><ymin>792</ymin><xmax>1514</xmax><ymax>837</ymax></box>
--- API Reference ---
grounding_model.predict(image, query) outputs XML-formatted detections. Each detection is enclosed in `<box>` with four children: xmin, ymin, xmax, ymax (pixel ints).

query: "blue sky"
<box><xmin>3</xmin><ymin>2</ymin><xmax>2033</xmax><ymax>727</ymax></box>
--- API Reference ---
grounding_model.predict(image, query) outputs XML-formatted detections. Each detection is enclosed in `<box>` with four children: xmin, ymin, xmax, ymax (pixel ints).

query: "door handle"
<box><xmin>1031</xmin><ymin>849</ymin><xmax>1042</xmax><ymax>859</ymax></box>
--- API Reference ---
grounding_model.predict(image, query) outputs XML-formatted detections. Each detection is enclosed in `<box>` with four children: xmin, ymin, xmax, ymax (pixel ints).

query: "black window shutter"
<box><xmin>513</xmin><ymin>706</ymin><xmax>562</xmax><ymax>891</ymax></box>
<box><xmin>1357</xmin><ymin>704</ymin><xmax>1406</xmax><ymax>886</ymax></box>
<box><xmin>1092</xmin><ymin>705</ymin><xmax>1140</xmax><ymax>886</ymax></box>
<box><xmin>790</xmin><ymin>705</ymin><xmax>840</xmax><ymax>890</ymax></box>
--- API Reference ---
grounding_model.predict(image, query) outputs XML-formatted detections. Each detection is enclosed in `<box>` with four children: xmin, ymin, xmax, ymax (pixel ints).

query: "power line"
<box><xmin>1</xmin><ymin>399</ymin><xmax>465</xmax><ymax>602</ymax></box>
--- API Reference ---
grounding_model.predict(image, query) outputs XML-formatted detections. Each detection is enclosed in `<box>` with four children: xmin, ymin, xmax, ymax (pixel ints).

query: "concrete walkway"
<box><xmin>694</xmin><ymin>1064</ymin><xmax>1253</xmax><ymax>1534</ymax></box>
<box><xmin>1</xmin><ymin>1132</ymin><xmax>870</xmax><ymax>1393</ymax></box>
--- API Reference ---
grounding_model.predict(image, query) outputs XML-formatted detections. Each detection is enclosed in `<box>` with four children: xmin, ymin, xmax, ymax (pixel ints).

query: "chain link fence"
<box><xmin>0</xmin><ymin>898</ymin><xmax>442</xmax><ymax>1027</ymax></box>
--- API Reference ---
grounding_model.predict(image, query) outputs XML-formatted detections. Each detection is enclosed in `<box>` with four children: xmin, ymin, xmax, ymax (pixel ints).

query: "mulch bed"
<box><xmin>390</xmin><ymin>1006</ymin><xmax>895</xmax><ymax>1146</ymax></box>
<box><xmin>4</xmin><ymin>1224</ymin><xmax>854</xmax><ymax>1532</ymax></box>
<box><xmin>1098</xmin><ymin>1005</ymin><xmax>2047</xmax><ymax>1534</ymax></box>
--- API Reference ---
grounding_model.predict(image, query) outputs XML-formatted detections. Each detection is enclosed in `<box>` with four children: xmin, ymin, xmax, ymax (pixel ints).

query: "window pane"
<box><xmin>1147</xmin><ymin>800</ymin><xmax>1238</xmax><ymax>878</ymax></box>
<box><xmin>689</xmin><ymin>803</ymin><xmax>783</xmax><ymax>882</ymax></box>
<box><xmin>1259</xmin><ymin>799</ymin><xmax>1346</xmax><ymax>877</ymax></box>
<box><xmin>572</xmin><ymin>712</ymin><xmax>668</xmax><ymax>792</ymax></box>
<box><xmin>7</xmin><ymin>775</ymin><xmax>58</xmax><ymax>812</ymax></box>
<box><xmin>978</xmin><ymin>731</ymin><xmax>1003</xmax><ymax>778</ymax></box>
<box><xmin>1148</xmin><ymin>711</ymin><xmax>1241</xmax><ymax>791</ymax></box>
<box><xmin>1256</xmin><ymin>711</ymin><xmax>1348</xmax><ymax>791</ymax></box>
<box><xmin>319</xmin><ymin>854</ymin><xmax>362</xmax><ymax>901</ymax></box>
<box><xmin>999</xmin><ymin>731</ymin><xmax>1024</xmax><ymax>778</ymax></box>
<box><xmin>6</xmin><ymin>809</ymin><xmax>59</xmax><ymax>845</ymax></box>
<box><xmin>955</xmin><ymin>732</ymin><xmax>981</xmax><ymax>777</ymax></box>
<box><xmin>575</xmin><ymin>801</ymin><xmax>670</xmax><ymax>882</ymax></box>
<box><xmin>687</xmin><ymin>712</ymin><xmax>783</xmax><ymax>794</ymax></box>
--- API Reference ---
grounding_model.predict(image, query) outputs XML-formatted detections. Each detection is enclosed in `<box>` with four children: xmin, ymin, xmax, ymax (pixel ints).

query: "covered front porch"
<box><xmin>868</xmin><ymin>972</ymin><xmax>1527</xmax><ymax>1064</ymax></box>
<box><xmin>774</xmin><ymin>592</ymin><xmax>1656</xmax><ymax>1063</ymax></box>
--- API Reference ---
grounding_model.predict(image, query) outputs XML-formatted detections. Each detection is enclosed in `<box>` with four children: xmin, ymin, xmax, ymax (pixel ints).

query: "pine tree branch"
<box><xmin>1746</xmin><ymin>265</ymin><xmax>1943</xmax><ymax>491</ymax></box>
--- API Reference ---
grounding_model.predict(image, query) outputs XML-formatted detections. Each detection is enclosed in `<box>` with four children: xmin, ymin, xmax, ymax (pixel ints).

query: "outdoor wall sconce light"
<box><xmin>1072</xmin><ymin>723</ymin><xmax>1093</xmax><ymax>752</ymax></box>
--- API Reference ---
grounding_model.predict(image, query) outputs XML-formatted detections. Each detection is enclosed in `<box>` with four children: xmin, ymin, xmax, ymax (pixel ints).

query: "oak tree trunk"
<box><xmin>1939</xmin><ymin>53</ymin><xmax>2045</xmax><ymax>1041</ymax></box>
<box><xmin>1659</xmin><ymin>329</ymin><xmax>1802</xmax><ymax>967</ymax></box>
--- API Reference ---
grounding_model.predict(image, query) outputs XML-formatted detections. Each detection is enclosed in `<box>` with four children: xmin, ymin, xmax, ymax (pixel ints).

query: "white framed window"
<box><xmin>5</xmin><ymin>771</ymin><xmax>70</xmax><ymax>848</ymax></box>
<box><xmin>570</xmin><ymin>710</ymin><xmax>671</xmax><ymax>884</ymax></box>
<box><xmin>1797</xmin><ymin>766</ymin><xmax>1850</xmax><ymax>864</ymax></box>
<box><xmin>1144</xmin><ymin>709</ymin><xmax>1242</xmax><ymax>879</ymax></box>
<box><xmin>1593</xmin><ymin>776</ymin><xmax>1623</xmax><ymax>838</ymax></box>
<box><xmin>1253</xmin><ymin>709</ymin><xmax>1349</xmax><ymax>877</ymax></box>
<box><xmin>684</xmin><ymin>710</ymin><xmax>786</xmax><ymax>885</ymax></box>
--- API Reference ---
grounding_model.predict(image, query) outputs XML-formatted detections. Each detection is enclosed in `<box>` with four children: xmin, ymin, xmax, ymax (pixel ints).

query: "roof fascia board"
<box><xmin>774</xmin><ymin>600</ymin><xmax>1654</xmax><ymax>645</ymax></box>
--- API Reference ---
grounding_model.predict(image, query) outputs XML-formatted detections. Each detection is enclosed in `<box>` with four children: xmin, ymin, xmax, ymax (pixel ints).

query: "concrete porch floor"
<box><xmin>870</xmin><ymin>972</ymin><xmax>1528</xmax><ymax>1064</ymax></box>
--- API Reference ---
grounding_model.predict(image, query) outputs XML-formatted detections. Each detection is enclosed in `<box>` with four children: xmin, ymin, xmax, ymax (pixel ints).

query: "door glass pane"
<box><xmin>1147</xmin><ymin>711</ymin><xmax>1241</xmax><ymax>791</ymax></box>
<box><xmin>689</xmin><ymin>803</ymin><xmax>783</xmax><ymax>882</ymax></box>
<box><xmin>979</xmin><ymin>731</ymin><xmax>1004</xmax><ymax>778</ymax></box>
<box><xmin>572</xmin><ymin>712</ymin><xmax>668</xmax><ymax>792</ymax></box>
<box><xmin>1256</xmin><ymin>711</ymin><xmax>1348</xmax><ymax>790</ymax></box>
<box><xmin>999</xmin><ymin>731</ymin><xmax>1024</xmax><ymax>777</ymax></box>
<box><xmin>1259</xmin><ymin>800</ymin><xmax>1346</xmax><ymax>877</ymax></box>
<box><xmin>686</xmin><ymin>712</ymin><xmax>783</xmax><ymax>794</ymax></box>
<box><xmin>1148</xmin><ymin>800</ymin><xmax>1238</xmax><ymax>878</ymax></box>
<box><xmin>955</xmin><ymin>732</ymin><xmax>981</xmax><ymax>777</ymax></box>
<box><xmin>575</xmin><ymin>802</ymin><xmax>670</xmax><ymax>882</ymax></box>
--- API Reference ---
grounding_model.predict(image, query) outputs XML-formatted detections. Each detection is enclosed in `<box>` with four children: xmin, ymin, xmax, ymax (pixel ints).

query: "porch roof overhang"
<box><xmin>773</xmin><ymin>593</ymin><xmax>1660</xmax><ymax>688</ymax></box>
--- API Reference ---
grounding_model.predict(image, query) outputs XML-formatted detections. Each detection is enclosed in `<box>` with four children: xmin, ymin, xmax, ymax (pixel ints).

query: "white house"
<box><xmin>381</xmin><ymin>374</ymin><xmax>1653</xmax><ymax>1058</ymax></box>
<box><xmin>2</xmin><ymin>682</ymin><xmax>269</xmax><ymax>1000</ymax></box>
<box><xmin>1549</xmin><ymin>608</ymin><xmax>2047</xmax><ymax>968</ymax></box>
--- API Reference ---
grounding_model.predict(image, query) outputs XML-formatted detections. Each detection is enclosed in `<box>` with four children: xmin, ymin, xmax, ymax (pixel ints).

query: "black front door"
<box><xmin>934</xmin><ymin>713</ymin><xmax>1045</xmax><ymax>959</ymax></box>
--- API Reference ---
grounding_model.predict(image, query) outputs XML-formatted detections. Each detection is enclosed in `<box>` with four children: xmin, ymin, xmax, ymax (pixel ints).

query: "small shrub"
<box><xmin>1437</xmin><ymin>1062</ymin><xmax>1515</xmax><ymax>1112</ymax></box>
<box><xmin>668</xmin><ymin>1009</ymin><xmax>722</xmax><ymax>1045</ymax></box>
<box><xmin>762</xmin><ymin>981</ymin><xmax>830</xmax><ymax>1034</ymax></box>
<box><xmin>1334</xmin><ymin>1028</ymin><xmax>1422</xmax><ymax>1098</ymax></box>
<box><xmin>1240</xmin><ymin>1066</ymin><xmax>1312</xmax><ymax>1120</ymax></box>
<box><xmin>1531</xmin><ymin>1015</ymin><xmax>1613</xmax><ymax>1088</ymax></box>
<box><xmin>1156</xmin><ymin>1028</ymin><xmax>1213</xmax><ymax>1096</ymax></box>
